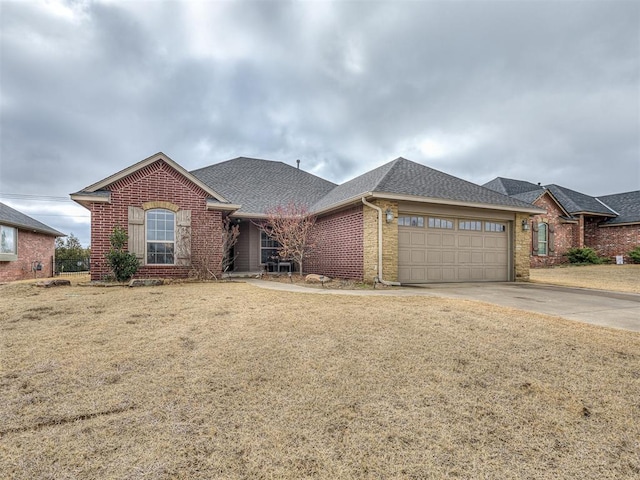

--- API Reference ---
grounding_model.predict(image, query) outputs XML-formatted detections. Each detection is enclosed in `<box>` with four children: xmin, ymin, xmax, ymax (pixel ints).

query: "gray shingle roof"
<box><xmin>0</xmin><ymin>202</ymin><xmax>64</xmax><ymax>236</ymax></box>
<box><xmin>312</xmin><ymin>157</ymin><xmax>541</xmax><ymax>212</ymax></box>
<box><xmin>597</xmin><ymin>191</ymin><xmax>640</xmax><ymax>225</ymax></box>
<box><xmin>545</xmin><ymin>185</ymin><xmax>616</xmax><ymax>216</ymax></box>
<box><xmin>191</xmin><ymin>157</ymin><xmax>337</xmax><ymax>215</ymax></box>
<box><xmin>483</xmin><ymin>177</ymin><xmax>542</xmax><ymax>196</ymax></box>
<box><xmin>511</xmin><ymin>189</ymin><xmax>545</xmax><ymax>204</ymax></box>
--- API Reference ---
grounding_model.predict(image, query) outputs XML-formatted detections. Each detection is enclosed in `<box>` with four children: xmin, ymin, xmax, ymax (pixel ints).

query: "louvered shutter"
<box><xmin>128</xmin><ymin>206</ymin><xmax>145</xmax><ymax>260</ymax></box>
<box><xmin>532</xmin><ymin>222</ymin><xmax>539</xmax><ymax>254</ymax></box>
<box><xmin>548</xmin><ymin>224</ymin><xmax>555</xmax><ymax>252</ymax></box>
<box><xmin>175</xmin><ymin>210</ymin><xmax>191</xmax><ymax>266</ymax></box>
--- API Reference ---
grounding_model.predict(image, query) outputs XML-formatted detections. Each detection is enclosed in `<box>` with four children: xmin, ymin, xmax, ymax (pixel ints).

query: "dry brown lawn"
<box><xmin>1</xmin><ymin>278</ymin><xmax>639</xmax><ymax>479</ymax></box>
<box><xmin>530</xmin><ymin>264</ymin><xmax>640</xmax><ymax>294</ymax></box>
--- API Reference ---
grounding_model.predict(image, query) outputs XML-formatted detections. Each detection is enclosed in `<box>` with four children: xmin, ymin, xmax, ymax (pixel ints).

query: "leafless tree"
<box><xmin>258</xmin><ymin>203</ymin><xmax>316</xmax><ymax>275</ymax></box>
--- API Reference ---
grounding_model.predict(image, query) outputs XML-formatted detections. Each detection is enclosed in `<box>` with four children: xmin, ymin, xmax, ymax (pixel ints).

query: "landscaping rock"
<box><xmin>36</xmin><ymin>279</ymin><xmax>71</xmax><ymax>288</ymax></box>
<box><xmin>129</xmin><ymin>279</ymin><xmax>164</xmax><ymax>288</ymax></box>
<box><xmin>305</xmin><ymin>274</ymin><xmax>332</xmax><ymax>284</ymax></box>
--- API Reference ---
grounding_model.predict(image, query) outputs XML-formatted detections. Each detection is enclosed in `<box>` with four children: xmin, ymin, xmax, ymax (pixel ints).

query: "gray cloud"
<box><xmin>1</xmin><ymin>0</ymin><xmax>638</xmax><ymax>247</ymax></box>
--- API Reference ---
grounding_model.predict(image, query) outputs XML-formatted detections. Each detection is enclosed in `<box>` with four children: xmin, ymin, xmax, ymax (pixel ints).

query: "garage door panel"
<box><xmin>411</xmin><ymin>250</ymin><xmax>425</xmax><ymax>263</ymax></box>
<box><xmin>442</xmin><ymin>234</ymin><xmax>456</xmax><ymax>246</ymax></box>
<box><xmin>411</xmin><ymin>232</ymin><xmax>426</xmax><ymax>245</ymax></box>
<box><xmin>427</xmin><ymin>233</ymin><xmax>441</xmax><ymax>246</ymax></box>
<box><xmin>398</xmin><ymin>218</ymin><xmax>510</xmax><ymax>283</ymax></box>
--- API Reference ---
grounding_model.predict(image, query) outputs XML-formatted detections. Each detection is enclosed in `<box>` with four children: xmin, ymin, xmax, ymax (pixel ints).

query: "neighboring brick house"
<box><xmin>0</xmin><ymin>202</ymin><xmax>64</xmax><ymax>282</ymax></box>
<box><xmin>484</xmin><ymin>178</ymin><xmax>640</xmax><ymax>266</ymax></box>
<box><xmin>72</xmin><ymin>152</ymin><xmax>542</xmax><ymax>283</ymax></box>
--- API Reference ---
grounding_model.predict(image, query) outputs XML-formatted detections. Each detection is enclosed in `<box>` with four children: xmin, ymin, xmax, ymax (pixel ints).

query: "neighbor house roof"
<box><xmin>191</xmin><ymin>157</ymin><xmax>337</xmax><ymax>216</ymax></box>
<box><xmin>0</xmin><ymin>202</ymin><xmax>64</xmax><ymax>237</ymax></box>
<box><xmin>482</xmin><ymin>177</ymin><xmax>542</xmax><ymax>196</ymax></box>
<box><xmin>312</xmin><ymin>158</ymin><xmax>542</xmax><ymax>213</ymax></box>
<box><xmin>484</xmin><ymin>176</ymin><xmax>635</xmax><ymax>222</ymax></box>
<box><xmin>597</xmin><ymin>191</ymin><xmax>640</xmax><ymax>225</ymax></box>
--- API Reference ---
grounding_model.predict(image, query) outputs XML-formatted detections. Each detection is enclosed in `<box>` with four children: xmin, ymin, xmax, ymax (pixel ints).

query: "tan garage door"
<box><xmin>398</xmin><ymin>215</ymin><xmax>509</xmax><ymax>283</ymax></box>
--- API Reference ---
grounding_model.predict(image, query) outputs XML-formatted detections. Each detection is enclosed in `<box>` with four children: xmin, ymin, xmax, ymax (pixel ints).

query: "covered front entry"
<box><xmin>398</xmin><ymin>212</ymin><xmax>511</xmax><ymax>283</ymax></box>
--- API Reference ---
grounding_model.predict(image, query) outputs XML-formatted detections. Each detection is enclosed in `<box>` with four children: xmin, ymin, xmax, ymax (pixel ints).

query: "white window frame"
<box><xmin>537</xmin><ymin>222</ymin><xmax>548</xmax><ymax>256</ymax></box>
<box><xmin>260</xmin><ymin>230</ymin><xmax>281</xmax><ymax>265</ymax></box>
<box><xmin>145</xmin><ymin>209</ymin><xmax>176</xmax><ymax>265</ymax></box>
<box><xmin>0</xmin><ymin>225</ymin><xmax>18</xmax><ymax>261</ymax></box>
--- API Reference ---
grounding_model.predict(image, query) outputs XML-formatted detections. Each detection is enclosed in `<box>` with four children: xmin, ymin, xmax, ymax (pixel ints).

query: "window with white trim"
<box><xmin>0</xmin><ymin>225</ymin><xmax>17</xmax><ymax>260</ymax></box>
<box><xmin>459</xmin><ymin>220</ymin><xmax>482</xmax><ymax>231</ymax></box>
<box><xmin>428</xmin><ymin>217</ymin><xmax>454</xmax><ymax>229</ymax></box>
<box><xmin>146</xmin><ymin>209</ymin><xmax>175</xmax><ymax>264</ymax></box>
<box><xmin>537</xmin><ymin>223</ymin><xmax>548</xmax><ymax>255</ymax></box>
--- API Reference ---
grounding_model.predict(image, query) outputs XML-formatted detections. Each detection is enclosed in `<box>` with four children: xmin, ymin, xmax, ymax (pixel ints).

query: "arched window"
<box><xmin>146</xmin><ymin>209</ymin><xmax>175</xmax><ymax>264</ymax></box>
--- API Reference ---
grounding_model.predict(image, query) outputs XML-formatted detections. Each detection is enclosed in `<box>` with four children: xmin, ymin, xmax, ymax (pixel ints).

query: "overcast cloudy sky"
<box><xmin>1</xmin><ymin>0</ymin><xmax>638</xmax><ymax>246</ymax></box>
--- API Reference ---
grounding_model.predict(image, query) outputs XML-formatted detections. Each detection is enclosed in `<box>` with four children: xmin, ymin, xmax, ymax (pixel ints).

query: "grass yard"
<box><xmin>1</xmin><ymin>279</ymin><xmax>639</xmax><ymax>479</ymax></box>
<box><xmin>530</xmin><ymin>264</ymin><xmax>640</xmax><ymax>294</ymax></box>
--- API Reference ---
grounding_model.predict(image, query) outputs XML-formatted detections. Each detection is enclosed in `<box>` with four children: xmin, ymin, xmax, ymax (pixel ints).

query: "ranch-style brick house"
<box><xmin>484</xmin><ymin>178</ymin><xmax>640</xmax><ymax>266</ymax></box>
<box><xmin>0</xmin><ymin>202</ymin><xmax>64</xmax><ymax>282</ymax></box>
<box><xmin>72</xmin><ymin>152</ymin><xmax>545</xmax><ymax>283</ymax></box>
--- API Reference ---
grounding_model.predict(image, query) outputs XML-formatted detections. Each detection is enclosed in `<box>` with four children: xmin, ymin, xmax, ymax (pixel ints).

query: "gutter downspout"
<box><xmin>361</xmin><ymin>198</ymin><xmax>401</xmax><ymax>286</ymax></box>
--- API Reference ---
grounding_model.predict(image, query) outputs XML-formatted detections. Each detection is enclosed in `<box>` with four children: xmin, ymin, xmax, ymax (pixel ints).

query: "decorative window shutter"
<box><xmin>532</xmin><ymin>222</ymin><xmax>539</xmax><ymax>254</ymax></box>
<box><xmin>548</xmin><ymin>224</ymin><xmax>555</xmax><ymax>252</ymax></box>
<box><xmin>176</xmin><ymin>210</ymin><xmax>191</xmax><ymax>266</ymax></box>
<box><xmin>128</xmin><ymin>206</ymin><xmax>145</xmax><ymax>260</ymax></box>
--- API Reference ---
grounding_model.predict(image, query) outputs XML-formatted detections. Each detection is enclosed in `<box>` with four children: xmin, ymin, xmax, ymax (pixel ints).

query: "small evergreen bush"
<box><xmin>106</xmin><ymin>226</ymin><xmax>139</xmax><ymax>282</ymax></box>
<box><xmin>628</xmin><ymin>246</ymin><xmax>640</xmax><ymax>264</ymax></box>
<box><xmin>566</xmin><ymin>247</ymin><xmax>603</xmax><ymax>265</ymax></box>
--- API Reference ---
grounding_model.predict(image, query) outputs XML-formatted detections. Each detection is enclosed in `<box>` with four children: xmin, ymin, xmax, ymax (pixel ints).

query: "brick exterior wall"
<box><xmin>306</xmin><ymin>205</ymin><xmax>364</xmax><ymax>279</ymax></box>
<box><xmin>88</xmin><ymin>160</ymin><xmax>223</xmax><ymax>281</ymax></box>
<box><xmin>362</xmin><ymin>199</ymin><xmax>399</xmax><ymax>283</ymax></box>
<box><xmin>584</xmin><ymin>218</ymin><xmax>640</xmax><ymax>263</ymax></box>
<box><xmin>530</xmin><ymin>193</ymin><xmax>577</xmax><ymax>267</ymax></box>
<box><xmin>514</xmin><ymin>213</ymin><xmax>531</xmax><ymax>281</ymax></box>
<box><xmin>0</xmin><ymin>230</ymin><xmax>56</xmax><ymax>282</ymax></box>
<box><xmin>529</xmin><ymin>192</ymin><xmax>639</xmax><ymax>266</ymax></box>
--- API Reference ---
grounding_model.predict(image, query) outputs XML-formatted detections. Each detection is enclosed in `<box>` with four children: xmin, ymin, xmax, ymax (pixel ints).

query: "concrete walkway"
<box><xmin>243</xmin><ymin>279</ymin><xmax>640</xmax><ymax>332</ymax></box>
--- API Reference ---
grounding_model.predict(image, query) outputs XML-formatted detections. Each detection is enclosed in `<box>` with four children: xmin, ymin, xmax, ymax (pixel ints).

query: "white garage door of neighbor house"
<box><xmin>398</xmin><ymin>215</ymin><xmax>510</xmax><ymax>283</ymax></box>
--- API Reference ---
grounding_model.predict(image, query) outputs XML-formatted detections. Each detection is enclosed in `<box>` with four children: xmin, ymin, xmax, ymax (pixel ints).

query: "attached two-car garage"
<box><xmin>397</xmin><ymin>205</ymin><xmax>512</xmax><ymax>284</ymax></box>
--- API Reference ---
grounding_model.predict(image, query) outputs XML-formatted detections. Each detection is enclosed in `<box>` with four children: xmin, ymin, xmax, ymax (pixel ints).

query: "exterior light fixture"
<box><xmin>522</xmin><ymin>219</ymin><xmax>530</xmax><ymax>231</ymax></box>
<box><xmin>385</xmin><ymin>208</ymin><xmax>394</xmax><ymax>223</ymax></box>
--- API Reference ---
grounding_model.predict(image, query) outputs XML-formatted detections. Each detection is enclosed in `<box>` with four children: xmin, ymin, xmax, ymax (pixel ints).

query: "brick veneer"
<box><xmin>514</xmin><ymin>213</ymin><xmax>531</xmax><ymax>281</ymax></box>
<box><xmin>530</xmin><ymin>193</ymin><xmax>578</xmax><ymax>267</ymax></box>
<box><xmin>584</xmin><ymin>218</ymin><xmax>640</xmax><ymax>263</ymax></box>
<box><xmin>88</xmin><ymin>160</ymin><xmax>223</xmax><ymax>281</ymax></box>
<box><xmin>362</xmin><ymin>199</ymin><xmax>399</xmax><ymax>283</ymax></box>
<box><xmin>306</xmin><ymin>206</ymin><xmax>364</xmax><ymax>279</ymax></box>
<box><xmin>0</xmin><ymin>229</ymin><xmax>56</xmax><ymax>282</ymax></box>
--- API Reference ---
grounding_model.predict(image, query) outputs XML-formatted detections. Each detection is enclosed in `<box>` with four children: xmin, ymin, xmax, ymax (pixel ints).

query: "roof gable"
<box><xmin>544</xmin><ymin>184</ymin><xmax>616</xmax><ymax>216</ymax></box>
<box><xmin>0</xmin><ymin>202</ymin><xmax>64</xmax><ymax>237</ymax></box>
<box><xmin>76</xmin><ymin>152</ymin><xmax>229</xmax><ymax>203</ymax></box>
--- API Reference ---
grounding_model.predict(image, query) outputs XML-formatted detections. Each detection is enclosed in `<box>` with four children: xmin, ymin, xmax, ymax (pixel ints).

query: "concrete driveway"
<box><xmin>246</xmin><ymin>279</ymin><xmax>640</xmax><ymax>332</ymax></box>
<box><xmin>407</xmin><ymin>282</ymin><xmax>640</xmax><ymax>332</ymax></box>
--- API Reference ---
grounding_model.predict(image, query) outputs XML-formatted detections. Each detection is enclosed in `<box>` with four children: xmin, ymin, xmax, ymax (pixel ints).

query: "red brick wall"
<box><xmin>306</xmin><ymin>205</ymin><xmax>364</xmax><ymax>280</ymax></box>
<box><xmin>89</xmin><ymin>160</ymin><xmax>223</xmax><ymax>281</ymax></box>
<box><xmin>0</xmin><ymin>230</ymin><xmax>56</xmax><ymax>282</ymax></box>
<box><xmin>584</xmin><ymin>218</ymin><xmax>640</xmax><ymax>263</ymax></box>
<box><xmin>530</xmin><ymin>194</ymin><xmax>577</xmax><ymax>267</ymax></box>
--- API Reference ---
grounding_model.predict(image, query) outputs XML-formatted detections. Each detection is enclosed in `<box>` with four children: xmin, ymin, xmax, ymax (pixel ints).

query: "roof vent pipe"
<box><xmin>296</xmin><ymin>159</ymin><xmax>300</xmax><ymax>169</ymax></box>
